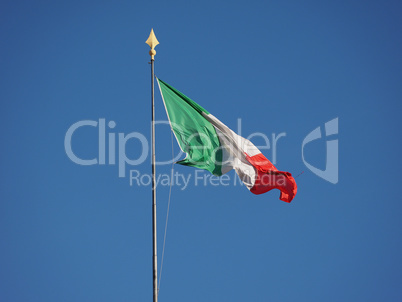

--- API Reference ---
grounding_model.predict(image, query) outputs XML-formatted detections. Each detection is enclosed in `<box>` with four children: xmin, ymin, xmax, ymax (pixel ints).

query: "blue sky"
<box><xmin>1</xmin><ymin>0</ymin><xmax>401</xmax><ymax>301</ymax></box>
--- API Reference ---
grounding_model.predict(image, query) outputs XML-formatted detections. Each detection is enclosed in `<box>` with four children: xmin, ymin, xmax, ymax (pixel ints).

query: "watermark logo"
<box><xmin>64</xmin><ymin>117</ymin><xmax>339</xmax><ymax>186</ymax></box>
<box><xmin>301</xmin><ymin>118</ymin><xmax>338</xmax><ymax>184</ymax></box>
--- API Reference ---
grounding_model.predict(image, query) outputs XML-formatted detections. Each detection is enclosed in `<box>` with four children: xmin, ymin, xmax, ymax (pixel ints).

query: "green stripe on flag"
<box><xmin>158</xmin><ymin>78</ymin><xmax>223</xmax><ymax>176</ymax></box>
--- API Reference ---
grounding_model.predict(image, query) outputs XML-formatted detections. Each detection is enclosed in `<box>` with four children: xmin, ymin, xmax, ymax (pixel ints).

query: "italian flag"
<box><xmin>157</xmin><ymin>78</ymin><xmax>297</xmax><ymax>203</ymax></box>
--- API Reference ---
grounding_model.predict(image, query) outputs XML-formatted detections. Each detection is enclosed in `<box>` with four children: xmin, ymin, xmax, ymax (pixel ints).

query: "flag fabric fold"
<box><xmin>157</xmin><ymin>78</ymin><xmax>297</xmax><ymax>203</ymax></box>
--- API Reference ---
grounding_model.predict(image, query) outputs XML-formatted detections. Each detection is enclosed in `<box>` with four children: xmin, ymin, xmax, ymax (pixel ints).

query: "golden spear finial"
<box><xmin>146</xmin><ymin>29</ymin><xmax>159</xmax><ymax>60</ymax></box>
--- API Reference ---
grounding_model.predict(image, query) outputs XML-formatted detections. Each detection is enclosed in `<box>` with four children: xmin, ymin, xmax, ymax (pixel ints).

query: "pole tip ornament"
<box><xmin>146</xmin><ymin>29</ymin><xmax>159</xmax><ymax>60</ymax></box>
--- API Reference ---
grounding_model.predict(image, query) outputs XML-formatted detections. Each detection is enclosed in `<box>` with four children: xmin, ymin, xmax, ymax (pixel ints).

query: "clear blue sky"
<box><xmin>1</xmin><ymin>0</ymin><xmax>401</xmax><ymax>301</ymax></box>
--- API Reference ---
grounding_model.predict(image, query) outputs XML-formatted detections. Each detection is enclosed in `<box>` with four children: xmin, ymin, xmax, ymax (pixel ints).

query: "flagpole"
<box><xmin>146</xmin><ymin>29</ymin><xmax>159</xmax><ymax>302</ymax></box>
<box><xmin>151</xmin><ymin>58</ymin><xmax>157</xmax><ymax>302</ymax></box>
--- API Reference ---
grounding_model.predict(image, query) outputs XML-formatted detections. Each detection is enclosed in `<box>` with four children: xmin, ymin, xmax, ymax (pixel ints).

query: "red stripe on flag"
<box><xmin>246</xmin><ymin>153</ymin><xmax>297</xmax><ymax>203</ymax></box>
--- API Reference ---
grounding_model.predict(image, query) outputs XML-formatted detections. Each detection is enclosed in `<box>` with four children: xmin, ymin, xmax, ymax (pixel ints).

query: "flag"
<box><xmin>157</xmin><ymin>78</ymin><xmax>297</xmax><ymax>202</ymax></box>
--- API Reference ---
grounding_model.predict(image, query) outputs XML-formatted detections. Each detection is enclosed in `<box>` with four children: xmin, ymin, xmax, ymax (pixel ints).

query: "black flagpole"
<box><xmin>146</xmin><ymin>29</ymin><xmax>159</xmax><ymax>302</ymax></box>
